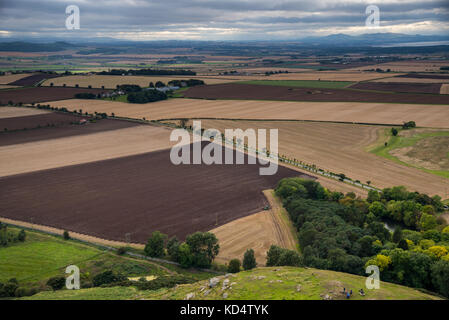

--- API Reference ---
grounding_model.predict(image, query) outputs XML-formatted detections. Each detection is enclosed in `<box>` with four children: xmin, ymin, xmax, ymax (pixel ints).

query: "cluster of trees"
<box><xmin>127</xmin><ymin>90</ymin><xmax>167</xmax><ymax>104</ymax></box>
<box><xmin>74</xmin><ymin>92</ymin><xmax>96</xmax><ymax>99</ymax></box>
<box><xmin>98</xmin><ymin>69</ymin><xmax>196</xmax><ymax>76</ymax></box>
<box><xmin>117</xmin><ymin>84</ymin><xmax>142</xmax><ymax>93</ymax></box>
<box><xmin>265</xmin><ymin>70</ymin><xmax>290</xmax><ymax>76</ymax></box>
<box><xmin>275</xmin><ymin>177</ymin><xmax>449</xmax><ymax>297</ymax></box>
<box><xmin>144</xmin><ymin>231</ymin><xmax>220</xmax><ymax>269</ymax></box>
<box><xmin>0</xmin><ymin>278</ymin><xmax>39</xmax><ymax>298</ymax></box>
<box><xmin>227</xmin><ymin>249</ymin><xmax>258</xmax><ymax>273</ymax></box>
<box><xmin>0</xmin><ymin>223</ymin><xmax>26</xmax><ymax>246</ymax></box>
<box><xmin>167</xmin><ymin>79</ymin><xmax>205</xmax><ymax>87</ymax></box>
<box><xmin>402</xmin><ymin>121</ymin><xmax>416</xmax><ymax>129</ymax></box>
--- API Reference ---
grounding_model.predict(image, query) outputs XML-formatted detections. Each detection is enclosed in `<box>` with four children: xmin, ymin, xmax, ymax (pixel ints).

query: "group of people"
<box><xmin>342</xmin><ymin>288</ymin><xmax>365</xmax><ymax>299</ymax></box>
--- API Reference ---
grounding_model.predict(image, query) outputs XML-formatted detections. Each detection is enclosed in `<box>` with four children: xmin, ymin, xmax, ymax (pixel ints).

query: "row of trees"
<box><xmin>98</xmin><ymin>69</ymin><xmax>196</xmax><ymax>76</ymax></box>
<box><xmin>275</xmin><ymin>177</ymin><xmax>449</xmax><ymax>297</ymax></box>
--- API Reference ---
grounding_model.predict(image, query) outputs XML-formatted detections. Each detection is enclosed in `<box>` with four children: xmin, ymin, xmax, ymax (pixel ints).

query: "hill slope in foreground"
<box><xmin>24</xmin><ymin>267</ymin><xmax>441</xmax><ymax>300</ymax></box>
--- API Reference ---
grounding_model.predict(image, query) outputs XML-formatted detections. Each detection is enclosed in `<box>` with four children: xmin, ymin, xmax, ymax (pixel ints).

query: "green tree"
<box><xmin>419</xmin><ymin>213</ymin><xmax>437</xmax><ymax>231</ymax></box>
<box><xmin>266</xmin><ymin>245</ymin><xmax>282</xmax><ymax>266</ymax></box>
<box><xmin>391</xmin><ymin>128</ymin><xmax>398</xmax><ymax>136</ymax></box>
<box><xmin>17</xmin><ymin>229</ymin><xmax>26</xmax><ymax>242</ymax></box>
<box><xmin>144</xmin><ymin>231</ymin><xmax>167</xmax><ymax>258</ymax></box>
<box><xmin>228</xmin><ymin>259</ymin><xmax>241</xmax><ymax>273</ymax></box>
<box><xmin>185</xmin><ymin>232</ymin><xmax>219</xmax><ymax>268</ymax></box>
<box><xmin>392</xmin><ymin>227</ymin><xmax>403</xmax><ymax>243</ymax></box>
<box><xmin>242</xmin><ymin>249</ymin><xmax>257</xmax><ymax>270</ymax></box>
<box><xmin>166</xmin><ymin>236</ymin><xmax>180</xmax><ymax>261</ymax></box>
<box><xmin>431</xmin><ymin>260</ymin><xmax>449</xmax><ymax>298</ymax></box>
<box><xmin>178</xmin><ymin>243</ymin><xmax>193</xmax><ymax>268</ymax></box>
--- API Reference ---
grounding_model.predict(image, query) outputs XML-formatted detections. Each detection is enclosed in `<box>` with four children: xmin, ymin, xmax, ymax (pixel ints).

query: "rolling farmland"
<box><xmin>47</xmin><ymin>98</ymin><xmax>449</xmax><ymax>128</ymax></box>
<box><xmin>0</xmin><ymin>142</ymin><xmax>309</xmax><ymax>242</ymax></box>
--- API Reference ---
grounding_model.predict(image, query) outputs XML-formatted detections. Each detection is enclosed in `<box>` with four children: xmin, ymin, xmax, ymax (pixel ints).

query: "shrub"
<box><xmin>63</xmin><ymin>230</ymin><xmax>70</xmax><ymax>240</ymax></box>
<box><xmin>117</xmin><ymin>247</ymin><xmax>127</xmax><ymax>255</ymax></box>
<box><xmin>46</xmin><ymin>276</ymin><xmax>66</xmax><ymax>291</ymax></box>
<box><xmin>92</xmin><ymin>271</ymin><xmax>126</xmax><ymax>287</ymax></box>
<box><xmin>243</xmin><ymin>249</ymin><xmax>257</xmax><ymax>270</ymax></box>
<box><xmin>17</xmin><ymin>229</ymin><xmax>26</xmax><ymax>242</ymax></box>
<box><xmin>144</xmin><ymin>231</ymin><xmax>167</xmax><ymax>258</ymax></box>
<box><xmin>228</xmin><ymin>259</ymin><xmax>241</xmax><ymax>273</ymax></box>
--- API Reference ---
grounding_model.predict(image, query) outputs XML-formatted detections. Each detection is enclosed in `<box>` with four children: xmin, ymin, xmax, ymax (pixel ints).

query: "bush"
<box><xmin>74</xmin><ymin>93</ymin><xmax>96</xmax><ymax>99</ymax></box>
<box><xmin>17</xmin><ymin>229</ymin><xmax>26</xmax><ymax>242</ymax></box>
<box><xmin>228</xmin><ymin>259</ymin><xmax>241</xmax><ymax>273</ymax></box>
<box><xmin>46</xmin><ymin>276</ymin><xmax>66</xmax><ymax>291</ymax></box>
<box><xmin>63</xmin><ymin>230</ymin><xmax>70</xmax><ymax>240</ymax></box>
<box><xmin>92</xmin><ymin>271</ymin><xmax>126</xmax><ymax>287</ymax></box>
<box><xmin>243</xmin><ymin>249</ymin><xmax>257</xmax><ymax>270</ymax></box>
<box><xmin>144</xmin><ymin>231</ymin><xmax>167</xmax><ymax>258</ymax></box>
<box><xmin>117</xmin><ymin>247</ymin><xmax>127</xmax><ymax>255</ymax></box>
<box><xmin>266</xmin><ymin>245</ymin><xmax>302</xmax><ymax>267</ymax></box>
<box><xmin>391</xmin><ymin>128</ymin><xmax>398</xmax><ymax>136</ymax></box>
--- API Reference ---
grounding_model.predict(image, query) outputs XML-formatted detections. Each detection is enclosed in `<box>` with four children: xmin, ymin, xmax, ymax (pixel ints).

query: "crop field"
<box><xmin>441</xmin><ymin>84</ymin><xmax>449</xmax><ymax>94</ymax></box>
<box><xmin>373</xmin><ymin>76</ymin><xmax>449</xmax><ymax>84</ymax></box>
<box><xmin>41</xmin><ymin>74</ymin><xmax>238</xmax><ymax>88</ymax></box>
<box><xmin>46</xmin><ymin>98</ymin><xmax>449</xmax><ymax>129</ymax></box>
<box><xmin>0</xmin><ymin>73</ymin><xmax>33</xmax><ymax>84</ymax></box>
<box><xmin>237</xmin><ymin>80</ymin><xmax>354</xmax><ymax>89</ymax></box>
<box><xmin>370</xmin><ymin>128</ymin><xmax>449</xmax><ymax>179</ymax></box>
<box><xmin>349</xmin><ymin>82</ymin><xmax>443</xmax><ymax>94</ymax></box>
<box><xmin>0</xmin><ymin>87</ymin><xmax>110</xmax><ymax>104</ymax></box>
<box><xmin>183</xmin><ymin>83</ymin><xmax>449</xmax><ymax>104</ymax></box>
<box><xmin>211</xmin><ymin>190</ymin><xmax>298</xmax><ymax>266</ymax></box>
<box><xmin>0</xmin><ymin>106</ymin><xmax>49</xmax><ymax>118</ymax></box>
<box><xmin>0</xmin><ymin>116</ymin><xmax>138</xmax><ymax>146</ymax></box>
<box><xmin>8</xmin><ymin>73</ymin><xmax>60</xmax><ymax>86</ymax></box>
<box><xmin>0</xmin><ymin>124</ymin><xmax>174</xmax><ymax>177</ymax></box>
<box><xmin>0</xmin><ymin>142</ymin><xmax>308</xmax><ymax>242</ymax></box>
<box><xmin>198</xmin><ymin>119</ymin><xmax>449</xmax><ymax>197</ymax></box>
<box><xmin>255</xmin><ymin>71</ymin><xmax>396</xmax><ymax>81</ymax></box>
<box><xmin>348</xmin><ymin>60</ymin><xmax>449</xmax><ymax>72</ymax></box>
<box><xmin>0</xmin><ymin>112</ymin><xmax>84</xmax><ymax>131</ymax></box>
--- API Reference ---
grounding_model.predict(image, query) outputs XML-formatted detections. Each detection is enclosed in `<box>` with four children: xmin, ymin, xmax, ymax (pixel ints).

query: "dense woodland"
<box><xmin>275</xmin><ymin>178</ymin><xmax>449</xmax><ymax>298</ymax></box>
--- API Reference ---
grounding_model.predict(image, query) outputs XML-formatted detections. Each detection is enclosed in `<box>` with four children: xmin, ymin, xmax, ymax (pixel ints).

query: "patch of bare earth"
<box><xmin>390</xmin><ymin>136</ymin><xmax>449</xmax><ymax>171</ymax></box>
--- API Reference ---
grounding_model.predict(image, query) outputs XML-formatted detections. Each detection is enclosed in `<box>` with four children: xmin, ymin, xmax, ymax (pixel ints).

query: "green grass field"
<box><xmin>369</xmin><ymin>128</ymin><xmax>449</xmax><ymax>179</ymax></box>
<box><xmin>23</xmin><ymin>267</ymin><xmax>441</xmax><ymax>300</ymax></box>
<box><xmin>0</xmin><ymin>227</ymin><xmax>168</xmax><ymax>287</ymax></box>
<box><xmin>238</xmin><ymin>80</ymin><xmax>354</xmax><ymax>89</ymax></box>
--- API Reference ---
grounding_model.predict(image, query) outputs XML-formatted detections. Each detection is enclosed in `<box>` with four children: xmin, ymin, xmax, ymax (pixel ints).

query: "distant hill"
<box><xmin>24</xmin><ymin>267</ymin><xmax>442</xmax><ymax>300</ymax></box>
<box><xmin>0</xmin><ymin>41</ymin><xmax>74</xmax><ymax>52</ymax></box>
<box><xmin>300</xmin><ymin>33</ymin><xmax>449</xmax><ymax>46</ymax></box>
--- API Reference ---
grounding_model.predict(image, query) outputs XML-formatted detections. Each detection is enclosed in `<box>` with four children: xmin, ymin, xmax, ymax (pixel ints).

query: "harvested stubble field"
<box><xmin>211</xmin><ymin>190</ymin><xmax>298</xmax><ymax>266</ymax></box>
<box><xmin>47</xmin><ymin>98</ymin><xmax>449</xmax><ymax>129</ymax></box>
<box><xmin>0</xmin><ymin>73</ymin><xmax>33</xmax><ymax>84</ymax></box>
<box><xmin>0</xmin><ymin>106</ymin><xmax>49</xmax><ymax>119</ymax></box>
<box><xmin>233</xmin><ymin>71</ymin><xmax>393</xmax><ymax>82</ymax></box>
<box><xmin>0</xmin><ymin>116</ymin><xmax>138</xmax><ymax>146</ymax></box>
<box><xmin>0</xmin><ymin>125</ymin><xmax>174</xmax><ymax>177</ymax></box>
<box><xmin>348</xmin><ymin>60</ymin><xmax>449</xmax><ymax>72</ymax></box>
<box><xmin>0</xmin><ymin>143</ymin><xmax>308</xmax><ymax>242</ymax></box>
<box><xmin>349</xmin><ymin>82</ymin><xmax>443</xmax><ymax>94</ymax></box>
<box><xmin>183</xmin><ymin>83</ymin><xmax>449</xmax><ymax>104</ymax></box>
<box><xmin>198</xmin><ymin>119</ymin><xmax>449</xmax><ymax>197</ymax></box>
<box><xmin>41</xmin><ymin>75</ymin><xmax>237</xmax><ymax>88</ymax></box>
<box><xmin>0</xmin><ymin>87</ymin><xmax>110</xmax><ymax>104</ymax></box>
<box><xmin>373</xmin><ymin>77</ymin><xmax>449</xmax><ymax>84</ymax></box>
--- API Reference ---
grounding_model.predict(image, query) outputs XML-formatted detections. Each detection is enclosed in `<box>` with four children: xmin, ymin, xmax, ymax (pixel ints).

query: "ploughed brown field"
<box><xmin>0</xmin><ymin>87</ymin><xmax>110</xmax><ymax>104</ymax></box>
<box><xmin>0</xmin><ymin>115</ymin><xmax>138</xmax><ymax>146</ymax></box>
<box><xmin>0</xmin><ymin>142</ymin><xmax>310</xmax><ymax>242</ymax></box>
<box><xmin>8</xmin><ymin>73</ymin><xmax>60</xmax><ymax>86</ymax></box>
<box><xmin>183</xmin><ymin>83</ymin><xmax>449</xmax><ymax>104</ymax></box>
<box><xmin>397</xmin><ymin>74</ymin><xmax>449</xmax><ymax>80</ymax></box>
<box><xmin>0</xmin><ymin>112</ymin><xmax>84</xmax><ymax>131</ymax></box>
<box><xmin>349</xmin><ymin>82</ymin><xmax>443</xmax><ymax>94</ymax></box>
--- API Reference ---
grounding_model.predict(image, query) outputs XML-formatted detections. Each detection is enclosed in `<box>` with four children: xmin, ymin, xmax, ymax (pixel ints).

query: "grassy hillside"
<box><xmin>23</xmin><ymin>266</ymin><xmax>441</xmax><ymax>300</ymax></box>
<box><xmin>0</xmin><ymin>226</ymin><xmax>212</xmax><ymax>291</ymax></box>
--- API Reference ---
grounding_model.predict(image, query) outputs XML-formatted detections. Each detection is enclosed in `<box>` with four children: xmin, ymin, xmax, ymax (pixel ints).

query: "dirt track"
<box><xmin>0</xmin><ymin>143</ymin><xmax>310</xmax><ymax>242</ymax></box>
<box><xmin>47</xmin><ymin>98</ymin><xmax>449</xmax><ymax>129</ymax></box>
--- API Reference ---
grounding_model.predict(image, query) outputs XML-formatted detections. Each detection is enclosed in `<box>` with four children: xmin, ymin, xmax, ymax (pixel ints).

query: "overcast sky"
<box><xmin>0</xmin><ymin>0</ymin><xmax>448</xmax><ymax>40</ymax></box>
